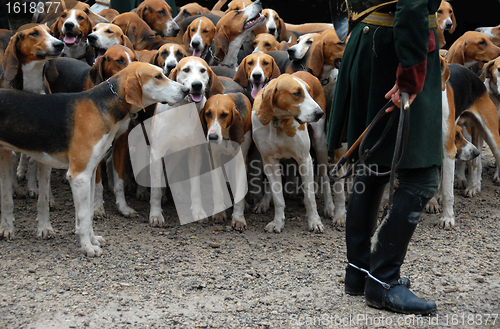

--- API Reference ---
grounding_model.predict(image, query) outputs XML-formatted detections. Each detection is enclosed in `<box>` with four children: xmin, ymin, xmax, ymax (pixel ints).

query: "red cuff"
<box><xmin>396</xmin><ymin>60</ymin><xmax>427</xmax><ymax>94</ymax></box>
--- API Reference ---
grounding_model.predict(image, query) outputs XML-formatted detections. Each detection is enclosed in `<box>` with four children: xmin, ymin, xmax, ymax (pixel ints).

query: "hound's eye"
<box><xmin>183</xmin><ymin>67</ymin><xmax>190</xmax><ymax>73</ymax></box>
<box><xmin>176</xmin><ymin>50</ymin><xmax>183</xmax><ymax>57</ymax></box>
<box><xmin>161</xmin><ymin>50</ymin><xmax>168</xmax><ymax>56</ymax></box>
<box><xmin>264</xmin><ymin>14</ymin><xmax>268</xmax><ymax>19</ymax></box>
<box><xmin>203</xmin><ymin>30</ymin><xmax>209</xmax><ymax>33</ymax></box>
<box><xmin>116</xmin><ymin>59</ymin><xmax>126</xmax><ymax>65</ymax></box>
<box><xmin>191</xmin><ymin>28</ymin><xmax>196</xmax><ymax>33</ymax></box>
<box><xmin>205</xmin><ymin>111</ymin><xmax>212</xmax><ymax>118</ymax></box>
<box><xmin>159</xmin><ymin>10</ymin><xmax>166</xmax><ymax>16</ymax></box>
<box><xmin>30</xmin><ymin>31</ymin><xmax>39</xmax><ymax>37</ymax></box>
<box><xmin>306</xmin><ymin>40</ymin><xmax>313</xmax><ymax>44</ymax></box>
<box><xmin>248</xmin><ymin>61</ymin><xmax>254</xmax><ymax>66</ymax></box>
<box><xmin>437</xmin><ymin>9</ymin><xmax>442</xmax><ymax>14</ymax></box>
<box><xmin>77</xmin><ymin>15</ymin><xmax>84</xmax><ymax>20</ymax></box>
<box><xmin>220</xmin><ymin>112</ymin><xmax>228</xmax><ymax>119</ymax></box>
<box><xmin>262</xmin><ymin>61</ymin><xmax>269</xmax><ymax>66</ymax></box>
<box><xmin>106</xmin><ymin>29</ymin><xmax>113</xmax><ymax>34</ymax></box>
<box><xmin>293</xmin><ymin>91</ymin><xmax>301</xmax><ymax>97</ymax></box>
<box><xmin>61</xmin><ymin>14</ymin><xmax>67</xmax><ymax>18</ymax></box>
<box><xmin>155</xmin><ymin>74</ymin><xmax>164</xmax><ymax>80</ymax></box>
<box><xmin>200</xmin><ymin>68</ymin><xmax>206</xmax><ymax>73</ymax></box>
<box><xmin>265</xmin><ymin>43</ymin><xmax>271</xmax><ymax>47</ymax></box>
<box><xmin>274</xmin><ymin>16</ymin><xmax>279</xmax><ymax>21</ymax></box>
<box><xmin>455</xmin><ymin>133</ymin><xmax>461</xmax><ymax>141</ymax></box>
<box><xmin>479</xmin><ymin>41</ymin><xmax>487</xmax><ymax>46</ymax></box>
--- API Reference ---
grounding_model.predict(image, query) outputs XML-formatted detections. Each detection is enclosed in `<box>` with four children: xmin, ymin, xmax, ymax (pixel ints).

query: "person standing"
<box><xmin>327</xmin><ymin>0</ymin><xmax>442</xmax><ymax>314</ymax></box>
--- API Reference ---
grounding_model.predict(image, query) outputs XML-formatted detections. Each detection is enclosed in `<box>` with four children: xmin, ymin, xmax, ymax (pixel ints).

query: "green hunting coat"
<box><xmin>326</xmin><ymin>0</ymin><xmax>443</xmax><ymax>169</ymax></box>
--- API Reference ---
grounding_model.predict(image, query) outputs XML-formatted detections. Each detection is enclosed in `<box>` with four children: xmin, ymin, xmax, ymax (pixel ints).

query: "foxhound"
<box><xmin>253</xmin><ymin>8</ymin><xmax>296</xmax><ymax>44</ymax></box>
<box><xmin>136</xmin><ymin>0</ymin><xmax>180</xmax><ymax>38</ymax></box>
<box><xmin>50</xmin><ymin>8</ymin><xmax>94</xmax><ymax>64</ymax></box>
<box><xmin>446</xmin><ymin>31</ymin><xmax>500</xmax><ymax>68</ymax></box>
<box><xmin>149</xmin><ymin>43</ymin><xmax>187</xmax><ymax>77</ymax></box>
<box><xmin>251</xmin><ymin>33</ymin><xmax>282</xmax><ymax>54</ymax></box>
<box><xmin>87</xmin><ymin>23</ymin><xmax>135</xmax><ymax>64</ymax></box>
<box><xmin>480</xmin><ymin>57</ymin><xmax>500</xmax><ymax>113</ymax></box>
<box><xmin>183</xmin><ymin>17</ymin><xmax>216</xmax><ymax>59</ymax></box>
<box><xmin>0</xmin><ymin>62</ymin><xmax>188</xmax><ymax>257</ymax></box>
<box><xmin>251</xmin><ymin>73</ymin><xmax>331</xmax><ymax>233</ymax></box>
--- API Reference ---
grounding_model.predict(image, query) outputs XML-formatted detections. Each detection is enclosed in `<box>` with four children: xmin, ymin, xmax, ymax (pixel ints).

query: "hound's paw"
<box><xmin>464</xmin><ymin>186</ymin><xmax>480</xmax><ymax>198</ymax></box>
<box><xmin>91</xmin><ymin>235</ymin><xmax>106</xmax><ymax>246</ymax></box>
<box><xmin>308</xmin><ymin>215</ymin><xmax>325</xmax><ymax>233</ymax></box>
<box><xmin>212</xmin><ymin>211</ymin><xmax>227</xmax><ymax>224</ymax></box>
<box><xmin>333</xmin><ymin>215</ymin><xmax>346</xmax><ymax>227</ymax></box>
<box><xmin>0</xmin><ymin>225</ymin><xmax>14</xmax><ymax>239</ymax></box>
<box><xmin>28</xmin><ymin>189</ymin><xmax>38</xmax><ymax>199</ymax></box>
<box><xmin>425</xmin><ymin>198</ymin><xmax>441</xmax><ymax>213</ymax></box>
<box><xmin>119</xmin><ymin>205</ymin><xmax>138</xmax><ymax>218</ymax></box>
<box><xmin>93</xmin><ymin>206</ymin><xmax>107</xmax><ymax>219</ymax></box>
<box><xmin>149</xmin><ymin>214</ymin><xmax>165</xmax><ymax>227</ymax></box>
<box><xmin>37</xmin><ymin>225</ymin><xmax>55</xmax><ymax>239</ymax></box>
<box><xmin>265</xmin><ymin>220</ymin><xmax>284</xmax><ymax>233</ymax></box>
<box><xmin>81</xmin><ymin>244</ymin><xmax>103</xmax><ymax>257</ymax></box>
<box><xmin>438</xmin><ymin>216</ymin><xmax>455</xmax><ymax>229</ymax></box>
<box><xmin>232</xmin><ymin>215</ymin><xmax>247</xmax><ymax>232</ymax></box>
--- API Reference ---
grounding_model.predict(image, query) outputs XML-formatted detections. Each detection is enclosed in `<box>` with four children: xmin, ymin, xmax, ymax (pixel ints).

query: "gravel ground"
<box><xmin>1</xmin><ymin>145</ymin><xmax>500</xmax><ymax>329</ymax></box>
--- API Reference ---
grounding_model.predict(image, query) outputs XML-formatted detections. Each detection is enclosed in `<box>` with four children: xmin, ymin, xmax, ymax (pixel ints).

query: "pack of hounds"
<box><xmin>0</xmin><ymin>0</ymin><xmax>499</xmax><ymax>257</ymax></box>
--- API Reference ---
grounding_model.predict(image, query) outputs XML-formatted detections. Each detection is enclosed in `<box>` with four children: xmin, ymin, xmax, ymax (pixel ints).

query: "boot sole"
<box><xmin>366</xmin><ymin>300</ymin><xmax>437</xmax><ymax>315</ymax></box>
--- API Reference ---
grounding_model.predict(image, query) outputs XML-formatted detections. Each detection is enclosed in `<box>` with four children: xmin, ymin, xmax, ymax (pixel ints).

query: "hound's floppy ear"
<box><xmin>43</xmin><ymin>59</ymin><xmax>59</xmax><ymax>84</ymax></box>
<box><xmin>450</xmin><ymin>11</ymin><xmax>457</xmax><ymax>34</ymax></box>
<box><xmin>50</xmin><ymin>13</ymin><xmax>64</xmax><ymax>39</ymax></box>
<box><xmin>255</xmin><ymin>78</ymin><xmax>278</xmax><ymax>126</ymax></box>
<box><xmin>229</xmin><ymin>105</ymin><xmax>245</xmax><ymax>145</ymax></box>
<box><xmin>278</xmin><ymin>18</ymin><xmax>287</xmax><ymax>42</ymax></box>
<box><xmin>212</xmin><ymin>28</ymin><xmax>229</xmax><ymax>61</ymax></box>
<box><xmin>89</xmin><ymin>55</ymin><xmax>106</xmax><ymax>85</ymax></box>
<box><xmin>306</xmin><ymin>38</ymin><xmax>325</xmax><ymax>78</ymax></box>
<box><xmin>207</xmin><ymin>65</ymin><xmax>225</xmax><ymax>96</ymax></box>
<box><xmin>439</xmin><ymin>55</ymin><xmax>450</xmax><ymax>91</ymax></box>
<box><xmin>183</xmin><ymin>24</ymin><xmax>193</xmax><ymax>49</ymax></box>
<box><xmin>120</xmin><ymin>34</ymin><xmax>135</xmax><ymax>50</ymax></box>
<box><xmin>135</xmin><ymin>3</ymin><xmax>147</xmax><ymax>19</ymax></box>
<box><xmin>124</xmin><ymin>73</ymin><xmax>143</xmax><ymax>108</ymax></box>
<box><xmin>447</xmin><ymin>39</ymin><xmax>465</xmax><ymax>65</ymax></box>
<box><xmin>199</xmin><ymin>105</ymin><xmax>208</xmax><ymax>134</ymax></box>
<box><xmin>270</xmin><ymin>57</ymin><xmax>281</xmax><ymax>80</ymax></box>
<box><xmin>3</xmin><ymin>34</ymin><xmax>20</xmax><ymax>83</ymax></box>
<box><xmin>479</xmin><ymin>59</ymin><xmax>495</xmax><ymax>82</ymax></box>
<box><xmin>233</xmin><ymin>57</ymin><xmax>249</xmax><ymax>87</ymax></box>
<box><xmin>149</xmin><ymin>50</ymin><xmax>160</xmax><ymax>66</ymax></box>
<box><xmin>168</xmin><ymin>65</ymin><xmax>179</xmax><ymax>81</ymax></box>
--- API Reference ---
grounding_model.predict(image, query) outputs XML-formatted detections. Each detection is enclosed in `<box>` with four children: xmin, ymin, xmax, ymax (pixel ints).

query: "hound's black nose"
<box><xmin>252</xmin><ymin>72</ymin><xmax>262</xmax><ymax>81</ymax></box>
<box><xmin>191</xmin><ymin>40</ymin><xmax>200</xmax><ymax>49</ymax></box>
<box><xmin>53</xmin><ymin>41</ymin><xmax>64</xmax><ymax>51</ymax></box>
<box><xmin>191</xmin><ymin>81</ymin><xmax>203</xmax><ymax>92</ymax></box>
<box><xmin>208</xmin><ymin>133</ymin><xmax>218</xmax><ymax>141</ymax></box>
<box><xmin>87</xmin><ymin>34</ymin><xmax>97</xmax><ymax>43</ymax></box>
<box><xmin>64</xmin><ymin>21</ymin><xmax>75</xmax><ymax>30</ymax></box>
<box><xmin>268</xmin><ymin>28</ymin><xmax>276</xmax><ymax>36</ymax></box>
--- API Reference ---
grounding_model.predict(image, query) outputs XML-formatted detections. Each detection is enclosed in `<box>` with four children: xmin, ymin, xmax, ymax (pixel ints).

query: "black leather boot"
<box><xmin>365</xmin><ymin>187</ymin><xmax>437</xmax><ymax>314</ymax></box>
<box><xmin>344</xmin><ymin>175</ymin><xmax>386</xmax><ymax>295</ymax></box>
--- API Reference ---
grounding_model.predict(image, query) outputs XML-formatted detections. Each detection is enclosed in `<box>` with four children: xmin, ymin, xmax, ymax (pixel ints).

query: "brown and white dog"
<box><xmin>136</xmin><ymin>0</ymin><xmax>180</xmax><ymax>38</ymax></box>
<box><xmin>87</xmin><ymin>23</ymin><xmax>135</xmax><ymax>64</ymax></box>
<box><xmin>251</xmin><ymin>33</ymin><xmax>282</xmax><ymax>53</ymax></box>
<box><xmin>174</xmin><ymin>3</ymin><xmax>213</xmax><ymax>23</ymax></box>
<box><xmin>253</xmin><ymin>8</ymin><xmax>296</xmax><ymax>44</ymax></box>
<box><xmin>436</xmin><ymin>0</ymin><xmax>456</xmax><ymax>48</ymax></box>
<box><xmin>111</xmin><ymin>12</ymin><xmax>167</xmax><ymax>50</ymax></box>
<box><xmin>286</xmin><ymin>32</ymin><xmax>321</xmax><ymax>61</ymax></box>
<box><xmin>446</xmin><ymin>31</ymin><xmax>500</xmax><ymax>69</ymax></box>
<box><xmin>476</xmin><ymin>24</ymin><xmax>500</xmax><ymax>47</ymax></box>
<box><xmin>149</xmin><ymin>56</ymin><xmax>225</xmax><ymax>226</ymax></box>
<box><xmin>149</xmin><ymin>43</ymin><xmax>187</xmax><ymax>76</ymax></box>
<box><xmin>183</xmin><ymin>16</ymin><xmax>216</xmax><ymax>58</ymax></box>
<box><xmin>425</xmin><ymin>58</ymin><xmax>480</xmax><ymax>228</ymax></box>
<box><xmin>480</xmin><ymin>57</ymin><xmax>500</xmax><ymax>112</ymax></box>
<box><xmin>198</xmin><ymin>92</ymin><xmax>253</xmax><ymax>231</ymax></box>
<box><xmin>50</xmin><ymin>8</ymin><xmax>94</xmax><ymax>63</ymax></box>
<box><xmin>210</xmin><ymin>0</ymin><xmax>265</xmax><ymax>69</ymax></box>
<box><xmin>233</xmin><ymin>52</ymin><xmax>281</xmax><ymax>101</ymax></box>
<box><xmin>0</xmin><ymin>62</ymin><xmax>188</xmax><ymax>257</ymax></box>
<box><xmin>251</xmin><ymin>73</ymin><xmax>334</xmax><ymax>233</ymax></box>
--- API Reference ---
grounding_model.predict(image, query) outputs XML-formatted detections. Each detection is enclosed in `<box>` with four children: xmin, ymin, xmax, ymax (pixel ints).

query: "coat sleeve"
<box><xmin>394</xmin><ymin>0</ymin><xmax>434</xmax><ymax>94</ymax></box>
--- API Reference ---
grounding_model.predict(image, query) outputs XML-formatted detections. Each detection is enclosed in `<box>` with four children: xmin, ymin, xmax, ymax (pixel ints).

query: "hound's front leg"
<box><xmin>296</xmin><ymin>154</ymin><xmax>324</xmax><ymax>233</ymax></box>
<box><xmin>149</xmin><ymin>157</ymin><xmax>166</xmax><ymax>227</ymax></box>
<box><xmin>70</xmin><ymin>171</ymin><xmax>104</xmax><ymax>257</ymax></box>
<box><xmin>0</xmin><ymin>150</ymin><xmax>15</xmax><ymax>239</ymax></box>
<box><xmin>439</xmin><ymin>156</ymin><xmax>455</xmax><ymax>228</ymax></box>
<box><xmin>36</xmin><ymin>163</ymin><xmax>55</xmax><ymax>238</ymax></box>
<box><xmin>263</xmin><ymin>157</ymin><xmax>286</xmax><ymax>233</ymax></box>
